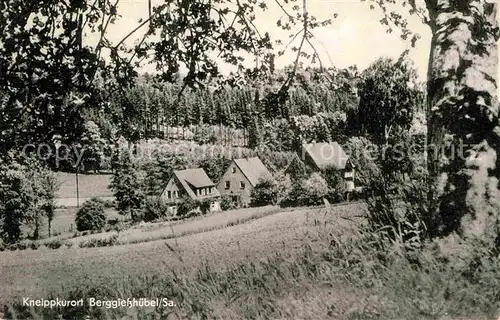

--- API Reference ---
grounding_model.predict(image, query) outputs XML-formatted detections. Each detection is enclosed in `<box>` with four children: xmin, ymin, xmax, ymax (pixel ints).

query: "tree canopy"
<box><xmin>354</xmin><ymin>56</ymin><xmax>423</xmax><ymax>146</ymax></box>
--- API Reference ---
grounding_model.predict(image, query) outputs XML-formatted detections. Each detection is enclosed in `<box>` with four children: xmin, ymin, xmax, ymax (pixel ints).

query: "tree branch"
<box><xmin>274</xmin><ymin>0</ymin><xmax>294</xmax><ymax>19</ymax></box>
<box><xmin>305</xmin><ymin>36</ymin><xmax>323</xmax><ymax>70</ymax></box>
<box><xmin>280</xmin><ymin>28</ymin><xmax>304</xmax><ymax>55</ymax></box>
<box><xmin>283</xmin><ymin>0</ymin><xmax>308</xmax><ymax>89</ymax></box>
<box><xmin>114</xmin><ymin>12</ymin><xmax>157</xmax><ymax>50</ymax></box>
<box><xmin>409</xmin><ymin>0</ymin><xmax>431</xmax><ymax>26</ymax></box>
<box><xmin>96</xmin><ymin>0</ymin><xmax>121</xmax><ymax>57</ymax></box>
<box><xmin>126</xmin><ymin>0</ymin><xmax>153</xmax><ymax>65</ymax></box>
<box><xmin>309</xmin><ymin>33</ymin><xmax>334</xmax><ymax>67</ymax></box>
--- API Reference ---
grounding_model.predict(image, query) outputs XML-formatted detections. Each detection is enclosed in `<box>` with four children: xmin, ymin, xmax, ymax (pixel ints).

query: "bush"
<box><xmin>107</xmin><ymin>217</ymin><xmax>119</xmax><ymax>226</ymax></box>
<box><xmin>220</xmin><ymin>195</ymin><xmax>242</xmax><ymax>211</ymax></box>
<box><xmin>323</xmin><ymin>166</ymin><xmax>346</xmax><ymax>203</ymax></box>
<box><xmin>280</xmin><ymin>182</ymin><xmax>308</xmax><ymax>208</ymax></box>
<box><xmin>177</xmin><ymin>197</ymin><xmax>199</xmax><ymax>217</ymax></box>
<box><xmin>45</xmin><ymin>239</ymin><xmax>64</xmax><ymax>249</ymax></box>
<box><xmin>5</xmin><ymin>243</ymin><xmax>19</xmax><ymax>251</ymax></box>
<box><xmin>274</xmin><ymin>170</ymin><xmax>292</xmax><ymax>203</ymax></box>
<box><xmin>75</xmin><ymin>198</ymin><xmax>107</xmax><ymax>232</ymax></box>
<box><xmin>198</xmin><ymin>199</ymin><xmax>211</xmax><ymax>215</ymax></box>
<box><xmin>342</xmin><ymin>136</ymin><xmax>381</xmax><ymax>188</ymax></box>
<box><xmin>129</xmin><ymin>208</ymin><xmax>145</xmax><ymax>222</ymax></box>
<box><xmin>101</xmin><ymin>199</ymin><xmax>115</xmax><ymax>208</ymax></box>
<box><xmin>303</xmin><ymin>173</ymin><xmax>330</xmax><ymax>204</ymax></box>
<box><xmin>280</xmin><ymin>173</ymin><xmax>330</xmax><ymax>208</ymax></box>
<box><xmin>250</xmin><ymin>176</ymin><xmax>278</xmax><ymax>207</ymax></box>
<box><xmin>143</xmin><ymin>197</ymin><xmax>168</xmax><ymax>222</ymax></box>
<box><xmin>363</xmin><ymin>172</ymin><xmax>432</xmax><ymax>255</ymax></box>
<box><xmin>79</xmin><ymin>235</ymin><xmax>119</xmax><ymax>248</ymax></box>
<box><xmin>105</xmin><ymin>221</ymin><xmax>126</xmax><ymax>233</ymax></box>
<box><xmin>16</xmin><ymin>241</ymin><xmax>29</xmax><ymax>251</ymax></box>
<box><xmin>284</xmin><ymin>156</ymin><xmax>310</xmax><ymax>180</ymax></box>
<box><xmin>6</xmin><ymin>243</ymin><xmax>21</xmax><ymax>251</ymax></box>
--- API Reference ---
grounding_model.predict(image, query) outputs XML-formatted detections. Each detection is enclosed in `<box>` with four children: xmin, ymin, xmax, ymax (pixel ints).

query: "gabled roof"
<box><xmin>174</xmin><ymin>168</ymin><xmax>215</xmax><ymax>188</ymax></box>
<box><xmin>163</xmin><ymin>168</ymin><xmax>220</xmax><ymax>200</ymax></box>
<box><xmin>233</xmin><ymin>157</ymin><xmax>271</xmax><ymax>187</ymax></box>
<box><xmin>301</xmin><ymin>142</ymin><xmax>352</xmax><ymax>171</ymax></box>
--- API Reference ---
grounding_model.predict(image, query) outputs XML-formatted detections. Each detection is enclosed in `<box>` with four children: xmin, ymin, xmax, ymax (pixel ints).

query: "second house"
<box><xmin>216</xmin><ymin>157</ymin><xmax>271</xmax><ymax>206</ymax></box>
<box><xmin>160</xmin><ymin>168</ymin><xmax>221</xmax><ymax>215</ymax></box>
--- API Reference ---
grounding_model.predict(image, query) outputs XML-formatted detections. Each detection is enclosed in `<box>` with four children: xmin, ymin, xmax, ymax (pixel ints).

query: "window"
<box><xmin>240</xmin><ymin>181</ymin><xmax>245</xmax><ymax>189</ymax></box>
<box><xmin>167</xmin><ymin>190</ymin><xmax>171</xmax><ymax>198</ymax></box>
<box><xmin>232</xmin><ymin>167</ymin><xmax>236</xmax><ymax>174</ymax></box>
<box><xmin>225</xmin><ymin>181</ymin><xmax>230</xmax><ymax>189</ymax></box>
<box><xmin>344</xmin><ymin>170</ymin><xmax>354</xmax><ymax>179</ymax></box>
<box><xmin>202</xmin><ymin>188</ymin><xmax>206</xmax><ymax>196</ymax></box>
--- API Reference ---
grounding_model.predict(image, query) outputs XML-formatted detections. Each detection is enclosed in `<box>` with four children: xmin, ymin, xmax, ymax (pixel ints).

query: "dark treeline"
<box><xmin>102</xmin><ymin>66</ymin><xmax>362</xmax><ymax>145</ymax></box>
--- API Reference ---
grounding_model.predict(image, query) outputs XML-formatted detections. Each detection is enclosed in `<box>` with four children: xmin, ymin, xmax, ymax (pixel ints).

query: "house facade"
<box><xmin>301</xmin><ymin>142</ymin><xmax>356</xmax><ymax>192</ymax></box>
<box><xmin>216</xmin><ymin>157</ymin><xmax>271</xmax><ymax>205</ymax></box>
<box><xmin>160</xmin><ymin>168</ymin><xmax>221</xmax><ymax>215</ymax></box>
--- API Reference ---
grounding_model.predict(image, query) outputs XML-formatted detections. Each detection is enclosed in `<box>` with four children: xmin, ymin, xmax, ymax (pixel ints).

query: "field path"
<box><xmin>0</xmin><ymin>203</ymin><xmax>365</xmax><ymax>305</ymax></box>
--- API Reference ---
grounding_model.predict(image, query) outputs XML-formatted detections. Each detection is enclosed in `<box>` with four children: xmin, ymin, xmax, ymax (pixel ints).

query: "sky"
<box><xmin>89</xmin><ymin>0</ymin><xmax>434</xmax><ymax>80</ymax></box>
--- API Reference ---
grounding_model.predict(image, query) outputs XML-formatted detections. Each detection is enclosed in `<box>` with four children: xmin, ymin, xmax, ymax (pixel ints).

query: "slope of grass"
<box><xmin>0</xmin><ymin>204</ymin><xmax>363</xmax><ymax>307</ymax></box>
<box><xmin>3</xmin><ymin>201</ymin><xmax>499</xmax><ymax>320</ymax></box>
<box><xmin>55</xmin><ymin>205</ymin><xmax>282</xmax><ymax>246</ymax></box>
<box><xmin>44</xmin><ymin>207</ymin><xmax>123</xmax><ymax>238</ymax></box>
<box><xmin>55</xmin><ymin>172</ymin><xmax>113</xmax><ymax>199</ymax></box>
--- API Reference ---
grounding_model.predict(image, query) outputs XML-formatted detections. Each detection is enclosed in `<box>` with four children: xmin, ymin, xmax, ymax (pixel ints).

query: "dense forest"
<box><xmin>78</xmin><ymin>61</ymin><xmax>425</xmax><ymax>155</ymax></box>
<box><xmin>88</xmin><ymin>65</ymin><xmax>361</xmax><ymax>144</ymax></box>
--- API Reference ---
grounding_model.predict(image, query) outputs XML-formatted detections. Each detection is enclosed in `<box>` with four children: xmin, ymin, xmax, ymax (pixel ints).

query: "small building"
<box><xmin>300</xmin><ymin>142</ymin><xmax>356</xmax><ymax>192</ymax></box>
<box><xmin>216</xmin><ymin>157</ymin><xmax>271</xmax><ymax>205</ymax></box>
<box><xmin>160</xmin><ymin>168</ymin><xmax>221</xmax><ymax>215</ymax></box>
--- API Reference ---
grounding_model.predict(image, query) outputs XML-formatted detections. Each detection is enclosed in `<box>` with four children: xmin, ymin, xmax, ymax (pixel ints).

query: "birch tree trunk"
<box><xmin>426</xmin><ymin>0</ymin><xmax>499</xmax><ymax>240</ymax></box>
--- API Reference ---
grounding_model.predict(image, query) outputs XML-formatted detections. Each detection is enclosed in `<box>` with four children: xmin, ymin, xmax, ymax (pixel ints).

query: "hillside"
<box><xmin>0</xmin><ymin>203</ymin><xmax>364</xmax><ymax>306</ymax></box>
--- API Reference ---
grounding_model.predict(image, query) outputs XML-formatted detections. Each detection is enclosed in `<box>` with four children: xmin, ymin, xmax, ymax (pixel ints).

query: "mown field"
<box><xmin>42</xmin><ymin>207</ymin><xmax>123</xmax><ymax>238</ymax></box>
<box><xmin>0</xmin><ymin>203</ymin><xmax>365</xmax><ymax>307</ymax></box>
<box><xmin>46</xmin><ymin>172</ymin><xmax>117</xmax><ymax>236</ymax></box>
<box><xmin>49</xmin><ymin>205</ymin><xmax>282</xmax><ymax>245</ymax></box>
<box><xmin>55</xmin><ymin>172</ymin><xmax>113</xmax><ymax>199</ymax></box>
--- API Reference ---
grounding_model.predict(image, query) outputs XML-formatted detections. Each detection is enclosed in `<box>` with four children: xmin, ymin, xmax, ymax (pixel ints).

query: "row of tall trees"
<box><xmin>104</xmin><ymin>66</ymin><xmax>360</xmax><ymax>143</ymax></box>
<box><xmin>0</xmin><ymin>153</ymin><xmax>58</xmax><ymax>243</ymax></box>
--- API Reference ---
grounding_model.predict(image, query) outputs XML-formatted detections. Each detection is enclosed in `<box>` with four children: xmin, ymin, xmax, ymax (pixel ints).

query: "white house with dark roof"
<box><xmin>216</xmin><ymin>157</ymin><xmax>271</xmax><ymax>205</ymax></box>
<box><xmin>301</xmin><ymin>142</ymin><xmax>356</xmax><ymax>192</ymax></box>
<box><xmin>160</xmin><ymin>168</ymin><xmax>221</xmax><ymax>215</ymax></box>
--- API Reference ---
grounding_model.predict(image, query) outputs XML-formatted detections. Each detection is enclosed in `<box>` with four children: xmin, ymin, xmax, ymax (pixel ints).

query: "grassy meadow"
<box><xmin>42</xmin><ymin>172</ymin><xmax>118</xmax><ymax>237</ymax></box>
<box><xmin>1</xmin><ymin>168</ymin><xmax>498</xmax><ymax>320</ymax></box>
<box><xmin>55</xmin><ymin>172</ymin><xmax>113</xmax><ymax>199</ymax></box>
<box><xmin>44</xmin><ymin>207</ymin><xmax>124</xmax><ymax>238</ymax></box>
<box><xmin>49</xmin><ymin>205</ymin><xmax>282</xmax><ymax>245</ymax></box>
<box><xmin>2</xmin><ymin>201</ymin><xmax>500</xmax><ymax>319</ymax></box>
<box><xmin>0</xmin><ymin>204</ymin><xmax>362</xmax><ymax>307</ymax></box>
<box><xmin>54</xmin><ymin>172</ymin><xmax>115</xmax><ymax>207</ymax></box>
